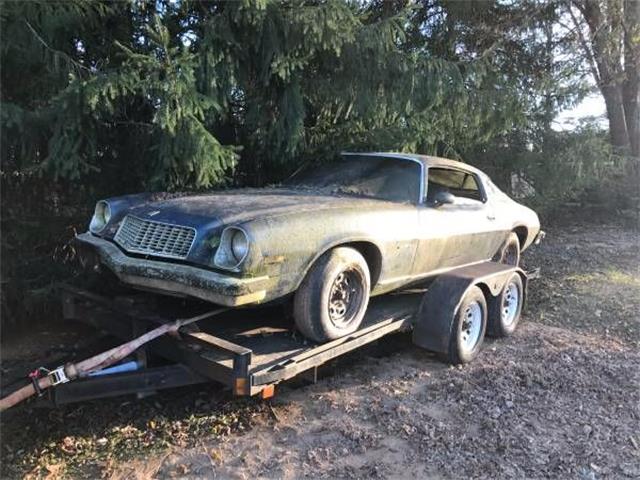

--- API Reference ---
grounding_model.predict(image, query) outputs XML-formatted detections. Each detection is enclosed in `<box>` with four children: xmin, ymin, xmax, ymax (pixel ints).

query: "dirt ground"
<box><xmin>1</xmin><ymin>220</ymin><xmax>639</xmax><ymax>479</ymax></box>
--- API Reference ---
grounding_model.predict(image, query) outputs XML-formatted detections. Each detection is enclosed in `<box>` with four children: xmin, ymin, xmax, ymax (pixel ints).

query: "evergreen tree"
<box><xmin>1</xmin><ymin>0</ymin><xmax>528</xmax><ymax>190</ymax></box>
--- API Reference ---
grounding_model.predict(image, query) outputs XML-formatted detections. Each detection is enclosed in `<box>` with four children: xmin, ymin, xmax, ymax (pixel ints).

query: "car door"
<box><xmin>412</xmin><ymin>167</ymin><xmax>502</xmax><ymax>277</ymax></box>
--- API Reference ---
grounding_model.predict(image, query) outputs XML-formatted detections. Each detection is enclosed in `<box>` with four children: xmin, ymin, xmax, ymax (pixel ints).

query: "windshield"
<box><xmin>283</xmin><ymin>155</ymin><xmax>422</xmax><ymax>203</ymax></box>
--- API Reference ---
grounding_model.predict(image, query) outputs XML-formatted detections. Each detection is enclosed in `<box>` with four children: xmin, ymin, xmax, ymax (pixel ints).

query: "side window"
<box><xmin>427</xmin><ymin>167</ymin><xmax>484</xmax><ymax>202</ymax></box>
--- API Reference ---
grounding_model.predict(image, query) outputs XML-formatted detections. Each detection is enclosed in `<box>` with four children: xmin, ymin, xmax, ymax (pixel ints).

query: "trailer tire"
<box><xmin>488</xmin><ymin>272</ymin><xmax>523</xmax><ymax>337</ymax></box>
<box><xmin>294</xmin><ymin>247</ymin><xmax>371</xmax><ymax>342</ymax></box>
<box><xmin>446</xmin><ymin>286</ymin><xmax>487</xmax><ymax>364</ymax></box>
<box><xmin>493</xmin><ymin>232</ymin><xmax>520</xmax><ymax>266</ymax></box>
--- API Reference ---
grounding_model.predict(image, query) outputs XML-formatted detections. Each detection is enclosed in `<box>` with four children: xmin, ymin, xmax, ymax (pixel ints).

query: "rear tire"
<box><xmin>446</xmin><ymin>286</ymin><xmax>487</xmax><ymax>364</ymax></box>
<box><xmin>294</xmin><ymin>247</ymin><xmax>371</xmax><ymax>342</ymax></box>
<box><xmin>488</xmin><ymin>272</ymin><xmax>524</xmax><ymax>337</ymax></box>
<box><xmin>493</xmin><ymin>232</ymin><xmax>521</xmax><ymax>266</ymax></box>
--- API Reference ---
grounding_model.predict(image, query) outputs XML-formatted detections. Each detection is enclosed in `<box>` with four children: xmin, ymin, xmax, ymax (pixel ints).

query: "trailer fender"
<box><xmin>412</xmin><ymin>263</ymin><xmax>527</xmax><ymax>355</ymax></box>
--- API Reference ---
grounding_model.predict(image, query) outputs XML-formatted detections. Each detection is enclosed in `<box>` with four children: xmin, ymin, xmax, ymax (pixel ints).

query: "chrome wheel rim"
<box><xmin>328</xmin><ymin>269</ymin><xmax>364</xmax><ymax>328</ymax></box>
<box><xmin>460</xmin><ymin>301</ymin><xmax>482</xmax><ymax>352</ymax></box>
<box><xmin>502</xmin><ymin>282</ymin><xmax>520</xmax><ymax>326</ymax></box>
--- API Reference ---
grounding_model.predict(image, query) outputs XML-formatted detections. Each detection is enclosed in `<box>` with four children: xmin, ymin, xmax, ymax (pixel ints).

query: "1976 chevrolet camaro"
<box><xmin>76</xmin><ymin>153</ymin><xmax>542</xmax><ymax>342</ymax></box>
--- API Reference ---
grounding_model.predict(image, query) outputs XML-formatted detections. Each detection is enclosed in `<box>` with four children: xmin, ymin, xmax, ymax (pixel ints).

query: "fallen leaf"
<box><xmin>44</xmin><ymin>463</ymin><xmax>65</xmax><ymax>480</ymax></box>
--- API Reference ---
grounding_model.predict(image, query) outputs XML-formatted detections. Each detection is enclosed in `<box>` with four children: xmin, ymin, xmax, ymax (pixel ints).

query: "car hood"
<box><xmin>117</xmin><ymin>188</ymin><xmax>395</xmax><ymax>230</ymax></box>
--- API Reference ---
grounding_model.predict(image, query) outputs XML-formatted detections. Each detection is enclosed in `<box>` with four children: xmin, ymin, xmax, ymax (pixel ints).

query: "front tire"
<box><xmin>447</xmin><ymin>286</ymin><xmax>487</xmax><ymax>364</ymax></box>
<box><xmin>294</xmin><ymin>247</ymin><xmax>371</xmax><ymax>342</ymax></box>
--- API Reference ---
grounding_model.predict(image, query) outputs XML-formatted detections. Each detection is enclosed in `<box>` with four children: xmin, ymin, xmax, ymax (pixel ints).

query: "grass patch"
<box><xmin>565</xmin><ymin>269</ymin><xmax>640</xmax><ymax>287</ymax></box>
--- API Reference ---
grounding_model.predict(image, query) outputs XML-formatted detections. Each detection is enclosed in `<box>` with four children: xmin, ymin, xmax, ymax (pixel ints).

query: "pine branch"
<box><xmin>24</xmin><ymin>20</ymin><xmax>90</xmax><ymax>75</ymax></box>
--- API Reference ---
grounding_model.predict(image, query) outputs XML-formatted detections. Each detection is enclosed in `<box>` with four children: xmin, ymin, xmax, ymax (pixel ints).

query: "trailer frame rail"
<box><xmin>56</xmin><ymin>285</ymin><xmax>418</xmax><ymax>402</ymax></box>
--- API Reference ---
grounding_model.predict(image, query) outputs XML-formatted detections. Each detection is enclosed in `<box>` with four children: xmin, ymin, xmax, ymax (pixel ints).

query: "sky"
<box><xmin>553</xmin><ymin>93</ymin><xmax>608</xmax><ymax>131</ymax></box>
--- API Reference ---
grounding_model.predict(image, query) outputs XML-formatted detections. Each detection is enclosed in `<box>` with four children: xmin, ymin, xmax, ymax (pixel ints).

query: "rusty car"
<box><xmin>76</xmin><ymin>152</ymin><xmax>542</xmax><ymax>345</ymax></box>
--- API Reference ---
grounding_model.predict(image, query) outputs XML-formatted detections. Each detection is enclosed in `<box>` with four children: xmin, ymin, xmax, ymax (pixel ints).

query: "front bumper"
<box><xmin>75</xmin><ymin>232</ymin><xmax>271</xmax><ymax>306</ymax></box>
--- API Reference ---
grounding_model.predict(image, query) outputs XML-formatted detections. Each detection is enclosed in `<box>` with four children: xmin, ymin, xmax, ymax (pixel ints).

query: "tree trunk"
<box><xmin>574</xmin><ymin>0</ymin><xmax>637</xmax><ymax>157</ymax></box>
<box><xmin>601</xmin><ymin>84</ymin><xmax>631</xmax><ymax>154</ymax></box>
<box><xmin>624</xmin><ymin>82</ymin><xmax>639</xmax><ymax>158</ymax></box>
<box><xmin>623</xmin><ymin>0</ymin><xmax>640</xmax><ymax>158</ymax></box>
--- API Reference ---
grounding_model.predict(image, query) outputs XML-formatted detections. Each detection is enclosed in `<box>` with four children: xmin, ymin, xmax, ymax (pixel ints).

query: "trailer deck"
<box><xmin>56</xmin><ymin>286</ymin><xmax>423</xmax><ymax>404</ymax></box>
<box><xmin>0</xmin><ymin>262</ymin><xmax>538</xmax><ymax>407</ymax></box>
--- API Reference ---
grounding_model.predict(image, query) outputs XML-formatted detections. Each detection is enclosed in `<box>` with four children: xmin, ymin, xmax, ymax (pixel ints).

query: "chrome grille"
<box><xmin>114</xmin><ymin>215</ymin><xmax>196</xmax><ymax>259</ymax></box>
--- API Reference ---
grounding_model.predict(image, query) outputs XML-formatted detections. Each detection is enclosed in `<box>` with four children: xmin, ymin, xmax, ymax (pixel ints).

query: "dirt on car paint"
<box><xmin>1</xmin><ymin>220</ymin><xmax>638</xmax><ymax>479</ymax></box>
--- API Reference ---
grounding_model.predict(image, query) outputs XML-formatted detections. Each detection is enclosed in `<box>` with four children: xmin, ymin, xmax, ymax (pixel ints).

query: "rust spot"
<box><xmin>264</xmin><ymin>255</ymin><xmax>285</xmax><ymax>265</ymax></box>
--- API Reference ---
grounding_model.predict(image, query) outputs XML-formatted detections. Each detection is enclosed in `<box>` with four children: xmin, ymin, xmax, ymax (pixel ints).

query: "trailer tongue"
<box><xmin>0</xmin><ymin>262</ymin><xmax>537</xmax><ymax>410</ymax></box>
<box><xmin>0</xmin><ymin>307</ymin><xmax>228</xmax><ymax>411</ymax></box>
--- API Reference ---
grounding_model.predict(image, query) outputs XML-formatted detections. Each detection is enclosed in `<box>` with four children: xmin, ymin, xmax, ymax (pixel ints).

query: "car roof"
<box><xmin>341</xmin><ymin>152</ymin><xmax>484</xmax><ymax>176</ymax></box>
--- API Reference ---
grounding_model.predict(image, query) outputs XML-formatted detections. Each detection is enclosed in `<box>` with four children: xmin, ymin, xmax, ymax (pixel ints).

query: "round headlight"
<box><xmin>231</xmin><ymin>229</ymin><xmax>249</xmax><ymax>262</ymax></box>
<box><xmin>89</xmin><ymin>200</ymin><xmax>111</xmax><ymax>233</ymax></box>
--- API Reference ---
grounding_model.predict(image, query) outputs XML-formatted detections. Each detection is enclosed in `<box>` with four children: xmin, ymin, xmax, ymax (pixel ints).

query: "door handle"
<box><xmin>487</xmin><ymin>213</ymin><xmax>496</xmax><ymax>220</ymax></box>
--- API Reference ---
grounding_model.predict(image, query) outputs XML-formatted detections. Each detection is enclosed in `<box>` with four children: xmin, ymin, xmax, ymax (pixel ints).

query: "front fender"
<box><xmin>242</xmin><ymin>219</ymin><xmax>385</xmax><ymax>292</ymax></box>
<box><xmin>290</xmin><ymin>235</ymin><xmax>386</xmax><ymax>291</ymax></box>
<box><xmin>239</xmin><ymin>205</ymin><xmax>418</xmax><ymax>297</ymax></box>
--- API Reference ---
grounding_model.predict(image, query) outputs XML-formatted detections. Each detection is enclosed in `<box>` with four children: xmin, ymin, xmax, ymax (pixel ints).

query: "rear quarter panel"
<box><xmin>489</xmin><ymin>189</ymin><xmax>541</xmax><ymax>251</ymax></box>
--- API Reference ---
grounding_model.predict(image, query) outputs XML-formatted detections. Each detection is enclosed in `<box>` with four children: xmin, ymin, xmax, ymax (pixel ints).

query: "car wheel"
<box><xmin>488</xmin><ymin>272</ymin><xmax>523</xmax><ymax>337</ymax></box>
<box><xmin>446</xmin><ymin>286</ymin><xmax>487</xmax><ymax>364</ymax></box>
<box><xmin>294</xmin><ymin>247</ymin><xmax>371</xmax><ymax>342</ymax></box>
<box><xmin>494</xmin><ymin>232</ymin><xmax>520</xmax><ymax>266</ymax></box>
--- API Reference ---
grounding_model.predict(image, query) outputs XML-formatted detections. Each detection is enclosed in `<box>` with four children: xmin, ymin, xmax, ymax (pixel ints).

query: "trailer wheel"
<box><xmin>294</xmin><ymin>247</ymin><xmax>371</xmax><ymax>342</ymax></box>
<box><xmin>488</xmin><ymin>272</ymin><xmax>523</xmax><ymax>337</ymax></box>
<box><xmin>493</xmin><ymin>232</ymin><xmax>520</xmax><ymax>266</ymax></box>
<box><xmin>447</xmin><ymin>286</ymin><xmax>487</xmax><ymax>364</ymax></box>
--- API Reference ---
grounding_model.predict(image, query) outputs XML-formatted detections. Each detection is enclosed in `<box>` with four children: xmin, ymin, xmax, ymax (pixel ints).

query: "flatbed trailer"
<box><xmin>16</xmin><ymin>262</ymin><xmax>538</xmax><ymax>406</ymax></box>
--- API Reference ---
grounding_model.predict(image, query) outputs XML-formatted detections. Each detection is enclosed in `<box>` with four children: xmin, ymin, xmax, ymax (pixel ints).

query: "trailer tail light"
<box><xmin>234</xmin><ymin>378</ymin><xmax>248</xmax><ymax>396</ymax></box>
<box><xmin>261</xmin><ymin>385</ymin><xmax>275</xmax><ymax>399</ymax></box>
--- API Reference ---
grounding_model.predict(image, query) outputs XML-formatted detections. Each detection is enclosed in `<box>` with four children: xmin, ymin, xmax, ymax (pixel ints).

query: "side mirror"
<box><xmin>432</xmin><ymin>190</ymin><xmax>455</xmax><ymax>207</ymax></box>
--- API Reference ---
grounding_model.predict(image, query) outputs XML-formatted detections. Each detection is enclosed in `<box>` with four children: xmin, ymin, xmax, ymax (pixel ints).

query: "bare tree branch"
<box><xmin>567</xmin><ymin>2</ymin><xmax>601</xmax><ymax>85</ymax></box>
